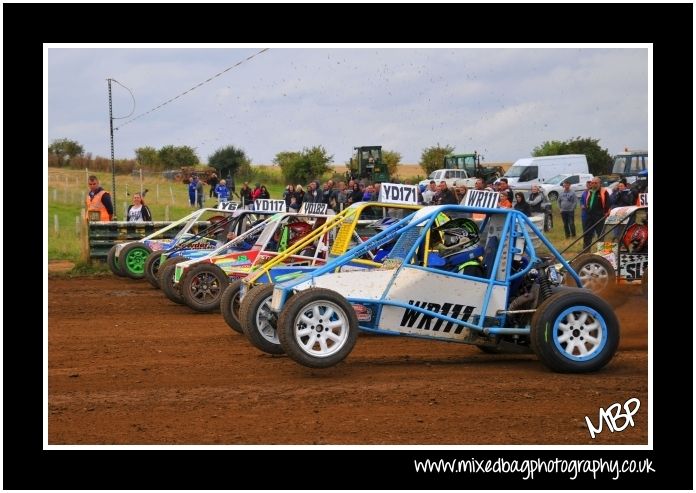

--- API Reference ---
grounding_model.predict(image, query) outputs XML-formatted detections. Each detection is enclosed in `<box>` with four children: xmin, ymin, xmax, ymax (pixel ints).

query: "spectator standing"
<box><xmin>226</xmin><ymin>173</ymin><xmax>236</xmax><ymax>196</ymax></box>
<box><xmin>498</xmin><ymin>191</ymin><xmax>512</xmax><ymax>209</ymax></box>
<box><xmin>305</xmin><ymin>181</ymin><xmax>323</xmax><ymax>203</ymax></box>
<box><xmin>528</xmin><ymin>185</ymin><xmax>545</xmax><ymax>214</ymax></box>
<box><xmin>239</xmin><ymin>182</ymin><xmax>253</xmax><ymax>206</ymax></box>
<box><xmin>294</xmin><ymin>185</ymin><xmax>305</xmax><ymax>207</ymax></box>
<box><xmin>207</xmin><ymin>173</ymin><xmax>219</xmax><ymax>198</ymax></box>
<box><xmin>436</xmin><ymin>181</ymin><xmax>458</xmax><ymax>205</ymax></box>
<box><xmin>583</xmin><ymin>178</ymin><xmax>610</xmax><ymax>248</ymax></box>
<box><xmin>348</xmin><ymin>182</ymin><xmax>362</xmax><ymax>204</ymax></box>
<box><xmin>513</xmin><ymin>192</ymin><xmax>532</xmax><ymax>217</ymax></box>
<box><xmin>85</xmin><ymin>175</ymin><xmax>114</xmax><ymax>221</ymax></box>
<box><xmin>288</xmin><ymin>196</ymin><xmax>300</xmax><ymax>212</ymax></box>
<box><xmin>611</xmin><ymin>179</ymin><xmax>634</xmax><ymax>208</ymax></box>
<box><xmin>258</xmin><ymin>185</ymin><xmax>271</xmax><ymax>200</ymax></box>
<box><xmin>251</xmin><ymin>183</ymin><xmax>263</xmax><ymax>201</ymax></box>
<box><xmin>421</xmin><ymin>181</ymin><xmax>438</xmax><ymax>204</ymax></box>
<box><xmin>215</xmin><ymin>179</ymin><xmax>230</xmax><ymax>203</ymax></box>
<box><xmin>188</xmin><ymin>177</ymin><xmax>197</xmax><ymax>208</ymax></box>
<box><xmin>283</xmin><ymin>184</ymin><xmax>294</xmax><ymax>210</ymax></box>
<box><xmin>497</xmin><ymin>178</ymin><xmax>514</xmax><ymax>203</ymax></box>
<box><xmin>194</xmin><ymin>176</ymin><xmax>204</xmax><ymax>208</ymax></box>
<box><xmin>126</xmin><ymin>192</ymin><xmax>152</xmax><ymax>222</ymax></box>
<box><xmin>557</xmin><ymin>181</ymin><xmax>578</xmax><ymax>238</ymax></box>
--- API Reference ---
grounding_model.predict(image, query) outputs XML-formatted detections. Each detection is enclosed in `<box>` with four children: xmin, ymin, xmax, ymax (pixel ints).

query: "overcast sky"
<box><xmin>46</xmin><ymin>45</ymin><xmax>649</xmax><ymax>165</ymax></box>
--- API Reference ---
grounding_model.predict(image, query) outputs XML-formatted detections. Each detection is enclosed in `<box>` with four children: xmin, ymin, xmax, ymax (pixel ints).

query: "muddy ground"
<box><xmin>48</xmin><ymin>277</ymin><xmax>648</xmax><ymax>445</ymax></box>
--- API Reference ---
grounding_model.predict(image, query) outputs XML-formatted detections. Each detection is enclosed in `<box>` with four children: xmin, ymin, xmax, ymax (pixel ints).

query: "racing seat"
<box><xmin>440</xmin><ymin>246</ymin><xmax>485</xmax><ymax>273</ymax></box>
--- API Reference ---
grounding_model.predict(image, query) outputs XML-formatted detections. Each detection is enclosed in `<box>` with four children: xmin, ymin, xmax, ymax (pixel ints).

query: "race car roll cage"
<box><xmin>271</xmin><ymin>205</ymin><xmax>583</xmax><ymax>339</ymax></box>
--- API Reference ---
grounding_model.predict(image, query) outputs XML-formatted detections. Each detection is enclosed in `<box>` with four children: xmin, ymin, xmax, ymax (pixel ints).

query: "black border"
<box><xmin>16</xmin><ymin>2</ymin><xmax>692</xmax><ymax>490</ymax></box>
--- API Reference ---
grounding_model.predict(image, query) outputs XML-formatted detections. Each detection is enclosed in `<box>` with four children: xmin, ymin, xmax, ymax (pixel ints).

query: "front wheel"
<box><xmin>548</xmin><ymin>191</ymin><xmax>559</xmax><ymax>202</ymax></box>
<box><xmin>277</xmin><ymin>288</ymin><xmax>358</xmax><ymax>368</ymax></box>
<box><xmin>240</xmin><ymin>283</ymin><xmax>284</xmax><ymax>355</ymax></box>
<box><xmin>570</xmin><ymin>254</ymin><xmax>616</xmax><ymax>294</ymax></box>
<box><xmin>144</xmin><ymin>251</ymin><xmax>163</xmax><ymax>289</ymax></box>
<box><xmin>181</xmin><ymin>263</ymin><xmax>229</xmax><ymax>312</ymax></box>
<box><xmin>118</xmin><ymin>242</ymin><xmax>152</xmax><ymax>279</ymax></box>
<box><xmin>531</xmin><ymin>291</ymin><xmax>619</xmax><ymax>373</ymax></box>
<box><xmin>220</xmin><ymin>280</ymin><xmax>244</xmax><ymax>333</ymax></box>
<box><xmin>159</xmin><ymin>257</ymin><xmax>187</xmax><ymax>304</ymax></box>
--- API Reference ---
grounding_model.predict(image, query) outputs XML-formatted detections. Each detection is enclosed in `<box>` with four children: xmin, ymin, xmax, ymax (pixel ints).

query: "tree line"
<box><xmin>48</xmin><ymin>136</ymin><xmax>615</xmax><ymax>183</ymax></box>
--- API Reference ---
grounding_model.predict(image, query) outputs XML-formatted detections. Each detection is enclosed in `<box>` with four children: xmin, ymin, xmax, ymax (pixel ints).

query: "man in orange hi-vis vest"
<box><xmin>85</xmin><ymin>175</ymin><xmax>114</xmax><ymax>221</ymax></box>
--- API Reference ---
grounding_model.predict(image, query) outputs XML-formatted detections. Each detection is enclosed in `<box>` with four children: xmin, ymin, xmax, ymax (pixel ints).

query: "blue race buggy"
<box><xmin>270</xmin><ymin>205</ymin><xmax>620</xmax><ymax>373</ymax></box>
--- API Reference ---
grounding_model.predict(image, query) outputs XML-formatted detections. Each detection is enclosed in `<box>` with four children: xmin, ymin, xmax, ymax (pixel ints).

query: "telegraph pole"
<box><xmin>107</xmin><ymin>78</ymin><xmax>117</xmax><ymax>218</ymax></box>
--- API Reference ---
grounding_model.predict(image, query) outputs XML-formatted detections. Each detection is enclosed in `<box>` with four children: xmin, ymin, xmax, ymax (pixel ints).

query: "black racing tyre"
<box><xmin>220</xmin><ymin>280</ymin><xmax>244</xmax><ymax>333</ymax></box>
<box><xmin>277</xmin><ymin>288</ymin><xmax>359</xmax><ymax>368</ymax></box>
<box><xmin>107</xmin><ymin>245</ymin><xmax>126</xmax><ymax>277</ymax></box>
<box><xmin>118</xmin><ymin>242</ymin><xmax>152</xmax><ymax>280</ymax></box>
<box><xmin>530</xmin><ymin>290</ymin><xmax>619</xmax><ymax>373</ymax></box>
<box><xmin>569</xmin><ymin>254</ymin><xmax>616</xmax><ymax>294</ymax></box>
<box><xmin>181</xmin><ymin>263</ymin><xmax>229</xmax><ymax>312</ymax></box>
<box><xmin>159</xmin><ymin>257</ymin><xmax>187</xmax><ymax>304</ymax></box>
<box><xmin>144</xmin><ymin>251</ymin><xmax>164</xmax><ymax>289</ymax></box>
<box><xmin>641</xmin><ymin>270</ymin><xmax>648</xmax><ymax>298</ymax></box>
<box><xmin>240</xmin><ymin>283</ymin><xmax>284</xmax><ymax>355</ymax></box>
<box><xmin>548</xmin><ymin>191</ymin><xmax>559</xmax><ymax>202</ymax></box>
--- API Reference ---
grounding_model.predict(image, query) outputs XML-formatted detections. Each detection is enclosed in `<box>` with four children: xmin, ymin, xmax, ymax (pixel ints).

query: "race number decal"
<box><xmin>464</xmin><ymin>190</ymin><xmax>499</xmax><ymax>209</ymax></box>
<box><xmin>217</xmin><ymin>201</ymin><xmax>239</xmax><ymax>211</ymax></box>
<box><xmin>380</xmin><ymin>183</ymin><xmax>418</xmax><ymax>205</ymax></box>
<box><xmin>254</xmin><ymin>199</ymin><xmax>286</xmax><ymax>213</ymax></box>
<box><xmin>300</xmin><ymin>202</ymin><xmax>328</xmax><ymax>214</ymax></box>
<box><xmin>639</xmin><ymin>193</ymin><xmax>648</xmax><ymax>206</ymax></box>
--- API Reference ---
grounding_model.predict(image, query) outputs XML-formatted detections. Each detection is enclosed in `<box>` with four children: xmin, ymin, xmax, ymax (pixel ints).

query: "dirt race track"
<box><xmin>48</xmin><ymin>277</ymin><xmax>648</xmax><ymax>445</ymax></box>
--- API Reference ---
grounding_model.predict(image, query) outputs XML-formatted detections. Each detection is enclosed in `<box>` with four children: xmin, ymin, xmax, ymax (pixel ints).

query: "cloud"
<box><xmin>47</xmin><ymin>47</ymin><xmax>648</xmax><ymax>164</ymax></box>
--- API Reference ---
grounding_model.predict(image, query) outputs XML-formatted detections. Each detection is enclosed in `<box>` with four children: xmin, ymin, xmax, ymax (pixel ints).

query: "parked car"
<box><xmin>539</xmin><ymin>173</ymin><xmax>594</xmax><ymax>201</ymax></box>
<box><xmin>418</xmin><ymin>169</ymin><xmax>476</xmax><ymax>190</ymax></box>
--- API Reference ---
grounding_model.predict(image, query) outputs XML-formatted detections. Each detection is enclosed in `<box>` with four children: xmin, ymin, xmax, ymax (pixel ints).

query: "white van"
<box><xmin>502</xmin><ymin>154</ymin><xmax>589</xmax><ymax>192</ymax></box>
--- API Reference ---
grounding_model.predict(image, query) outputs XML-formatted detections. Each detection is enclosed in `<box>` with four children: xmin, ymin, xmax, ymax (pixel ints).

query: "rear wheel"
<box><xmin>144</xmin><ymin>251</ymin><xmax>163</xmax><ymax>289</ymax></box>
<box><xmin>107</xmin><ymin>245</ymin><xmax>126</xmax><ymax>277</ymax></box>
<box><xmin>240</xmin><ymin>283</ymin><xmax>284</xmax><ymax>355</ymax></box>
<box><xmin>570</xmin><ymin>254</ymin><xmax>616</xmax><ymax>294</ymax></box>
<box><xmin>277</xmin><ymin>288</ymin><xmax>358</xmax><ymax>368</ymax></box>
<box><xmin>220</xmin><ymin>280</ymin><xmax>244</xmax><ymax>333</ymax></box>
<box><xmin>159</xmin><ymin>257</ymin><xmax>187</xmax><ymax>304</ymax></box>
<box><xmin>181</xmin><ymin>263</ymin><xmax>229</xmax><ymax>312</ymax></box>
<box><xmin>118</xmin><ymin>242</ymin><xmax>152</xmax><ymax>279</ymax></box>
<box><xmin>530</xmin><ymin>291</ymin><xmax>619</xmax><ymax>373</ymax></box>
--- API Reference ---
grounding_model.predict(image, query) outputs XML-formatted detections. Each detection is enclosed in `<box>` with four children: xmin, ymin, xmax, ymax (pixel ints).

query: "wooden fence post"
<box><xmin>80</xmin><ymin>209</ymin><xmax>90</xmax><ymax>264</ymax></box>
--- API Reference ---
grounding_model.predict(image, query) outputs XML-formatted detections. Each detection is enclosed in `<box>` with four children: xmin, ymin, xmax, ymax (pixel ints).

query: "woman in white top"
<box><xmin>126</xmin><ymin>193</ymin><xmax>152</xmax><ymax>222</ymax></box>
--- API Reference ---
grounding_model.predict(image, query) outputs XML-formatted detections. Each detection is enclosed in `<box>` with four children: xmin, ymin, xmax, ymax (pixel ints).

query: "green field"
<box><xmin>47</xmin><ymin>167</ymin><xmax>587</xmax><ymax>265</ymax></box>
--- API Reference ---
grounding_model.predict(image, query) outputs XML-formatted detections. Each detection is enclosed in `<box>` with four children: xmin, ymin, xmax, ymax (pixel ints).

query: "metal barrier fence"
<box><xmin>86</xmin><ymin>221</ymin><xmax>210</xmax><ymax>262</ymax></box>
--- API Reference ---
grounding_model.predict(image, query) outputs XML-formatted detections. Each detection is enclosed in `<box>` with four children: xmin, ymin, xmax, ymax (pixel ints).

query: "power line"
<box><xmin>114</xmin><ymin>48</ymin><xmax>269</xmax><ymax>131</ymax></box>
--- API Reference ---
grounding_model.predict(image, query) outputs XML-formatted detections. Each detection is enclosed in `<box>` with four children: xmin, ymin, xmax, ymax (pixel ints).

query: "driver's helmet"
<box><xmin>285</xmin><ymin>221</ymin><xmax>313</xmax><ymax>248</ymax></box>
<box><xmin>435</xmin><ymin>218</ymin><xmax>480</xmax><ymax>249</ymax></box>
<box><xmin>371</xmin><ymin>216</ymin><xmax>399</xmax><ymax>231</ymax></box>
<box><xmin>207</xmin><ymin>215</ymin><xmax>228</xmax><ymax>234</ymax></box>
<box><xmin>622</xmin><ymin>223</ymin><xmax>648</xmax><ymax>252</ymax></box>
